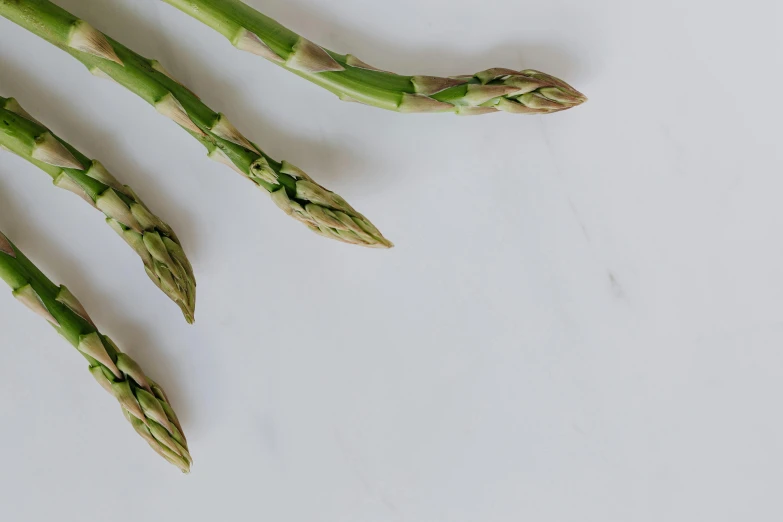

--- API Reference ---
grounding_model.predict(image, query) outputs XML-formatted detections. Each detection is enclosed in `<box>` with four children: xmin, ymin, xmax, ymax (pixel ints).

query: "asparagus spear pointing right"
<box><xmin>161</xmin><ymin>0</ymin><xmax>586</xmax><ymax>115</ymax></box>
<box><xmin>0</xmin><ymin>229</ymin><xmax>192</xmax><ymax>472</ymax></box>
<box><xmin>0</xmin><ymin>96</ymin><xmax>196</xmax><ymax>323</ymax></box>
<box><xmin>0</xmin><ymin>0</ymin><xmax>392</xmax><ymax>248</ymax></box>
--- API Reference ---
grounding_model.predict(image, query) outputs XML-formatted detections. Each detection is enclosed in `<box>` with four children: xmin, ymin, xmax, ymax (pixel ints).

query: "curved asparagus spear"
<box><xmin>0</xmin><ymin>229</ymin><xmax>192</xmax><ymax>472</ymax></box>
<box><xmin>161</xmin><ymin>0</ymin><xmax>586</xmax><ymax>115</ymax></box>
<box><xmin>0</xmin><ymin>96</ymin><xmax>196</xmax><ymax>323</ymax></box>
<box><xmin>0</xmin><ymin>0</ymin><xmax>391</xmax><ymax>248</ymax></box>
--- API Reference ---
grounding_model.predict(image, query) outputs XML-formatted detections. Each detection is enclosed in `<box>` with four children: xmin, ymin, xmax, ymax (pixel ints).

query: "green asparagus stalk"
<box><xmin>0</xmin><ymin>229</ymin><xmax>192</xmax><ymax>472</ymax></box>
<box><xmin>0</xmin><ymin>96</ymin><xmax>196</xmax><ymax>323</ymax></box>
<box><xmin>161</xmin><ymin>0</ymin><xmax>586</xmax><ymax>115</ymax></box>
<box><xmin>0</xmin><ymin>0</ymin><xmax>391</xmax><ymax>248</ymax></box>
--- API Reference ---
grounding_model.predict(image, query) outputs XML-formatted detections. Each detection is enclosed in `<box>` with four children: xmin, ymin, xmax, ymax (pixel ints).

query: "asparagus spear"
<box><xmin>0</xmin><ymin>0</ymin><xmax>391</xmax><ymax>248</ymax></box>
<box><xmin>0</xmin><ymin>229</ymin><xmax>192</xmax><ymax>472</ymax></box>
<box><xmin>160</xmin><ymin>0</ymin><xmax>586</xmax><ymax>115</ymax></box>
<box><xmin>0</xmin><ymin>96</ymin><xmax>196</xmax><ymax>323</ymax></box>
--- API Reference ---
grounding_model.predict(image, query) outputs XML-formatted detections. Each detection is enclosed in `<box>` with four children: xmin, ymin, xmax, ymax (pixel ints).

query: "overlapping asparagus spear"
<box><xmin>161</xmin><ymin>0</ymin><xmax>586</xmax><ymax>115</ymax></box>
<box><xmin>0</xmin><ymin>229</ymin><xmax>192</xmax><ymax>472</ymax></box>
<box><xmin>0</xmin><ymin>96</ymin><xmax>196</xmax><ymax>323</ymax></box>
<box><xmin>0</xmin><ymin>0</ymin><xmax>391</xmax><ymax>248</ymax></box>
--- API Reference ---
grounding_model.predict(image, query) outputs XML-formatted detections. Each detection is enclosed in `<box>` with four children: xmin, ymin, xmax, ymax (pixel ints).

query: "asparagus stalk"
<box><xmin>161</xmin><ymin>0</ymin><xmax>586</xmax><ymax>115</ymax></box>
<box><xmin>0</xmin><ymin>229</ymin><xmax>192</xmax><ymax>472</ymax></box>
<box><xmin>0</xmin><ymin>96</ymin><xmax>196</xmax><ymax>323</ymax></box>
<box><xmin>0</xmin><ymin>0</ymin><xmax>391</xmax><ymax>248</ymax></box>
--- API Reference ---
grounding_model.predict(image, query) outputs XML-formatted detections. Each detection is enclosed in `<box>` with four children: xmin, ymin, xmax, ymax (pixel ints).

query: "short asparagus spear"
<box><xmin>0</xmin><ymin>96</ymin><xmax>196</xmax><ymax>323</ymax></box>
<box><xmin>0</xmin><ymin>229</ymin><xmax>192</xmax><ymax>472</ymax></box>
<box><xmin>161</xmin><ymin>0</ymin><xmax>586</xmax><ymax>115</ymax></box>
<box><xmin>0</xmin><ymin>0</ymin><xmax>391</xmax><ymax>248</ymax></box>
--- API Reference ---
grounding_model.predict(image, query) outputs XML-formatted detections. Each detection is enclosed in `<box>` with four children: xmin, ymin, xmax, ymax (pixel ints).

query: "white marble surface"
<box><xmin>1</xmin><ymin>0</ymin><xmax>782</xmax><ymax>520</ymax></box>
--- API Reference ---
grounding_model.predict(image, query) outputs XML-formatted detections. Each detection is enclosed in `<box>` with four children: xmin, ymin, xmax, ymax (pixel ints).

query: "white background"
<box><xmin>1</xmin><ymin>0</ymin><xmax>782</xmax><ymax>520</ymax></box>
